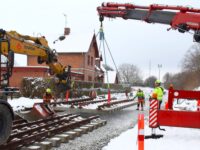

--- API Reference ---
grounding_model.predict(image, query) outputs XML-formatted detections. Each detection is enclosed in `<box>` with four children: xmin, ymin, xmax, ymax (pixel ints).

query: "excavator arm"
<box><xmin>0</xmin><ymin>29</ymin><xmax>71</xmax><ymax>85</ymax></box>
<box><xmin>97</xmin><ymin>2</ymin><xmax>200</xmax><ymax>42</ymax></box>
<box><xmin>0</xmin><ymin>28</ymin><xmax>71</xmax><ymax>144</ymax></box>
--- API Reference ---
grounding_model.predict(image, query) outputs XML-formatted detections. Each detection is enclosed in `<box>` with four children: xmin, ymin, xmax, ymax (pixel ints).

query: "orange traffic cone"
<box><xmin>138</xmin><ymin>114</ymin><xmax>144</xmax><ymax>150</ymax></box>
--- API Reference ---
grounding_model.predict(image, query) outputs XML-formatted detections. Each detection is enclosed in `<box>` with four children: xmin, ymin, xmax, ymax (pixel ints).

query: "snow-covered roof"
<box><xmin>50</xmin><ymin>32</ymin><xmax>95</xmax><ymax>53</ymax></box>
<box><xmin>104</xmin><ymin>71</ymin><xmax>117</xmax><ymax>84</ymax></box>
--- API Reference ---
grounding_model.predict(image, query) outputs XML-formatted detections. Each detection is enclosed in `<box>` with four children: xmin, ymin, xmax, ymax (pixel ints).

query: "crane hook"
<box><xmin>99</xmin><ymin>15</ymin><xmax>104</xmax><ymax>27</ymax></box>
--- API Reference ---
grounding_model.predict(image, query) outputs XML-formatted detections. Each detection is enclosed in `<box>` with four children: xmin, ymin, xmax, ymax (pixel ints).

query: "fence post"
<box><xmin>138</xmin><ymin>113</ymin><xmax>144</xmax><ymax>150</ymax></box>
<box><xmin>108</xmin><ymin>89</ymin><xmax>111</xmax><ymax>105</ymax></box>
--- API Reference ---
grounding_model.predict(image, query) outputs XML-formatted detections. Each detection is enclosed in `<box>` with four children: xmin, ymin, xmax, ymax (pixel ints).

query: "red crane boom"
<box><xmin>97</xmin><ymin>2</ymin><xmax>200</xmax><ymax>42</ymax></box>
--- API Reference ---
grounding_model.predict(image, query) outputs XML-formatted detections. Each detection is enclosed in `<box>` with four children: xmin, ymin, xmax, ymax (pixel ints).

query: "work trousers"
<box><xmin>137</xmin><ymin>99</ymin><xmax>144</xmax><ymax>110</ymax></box>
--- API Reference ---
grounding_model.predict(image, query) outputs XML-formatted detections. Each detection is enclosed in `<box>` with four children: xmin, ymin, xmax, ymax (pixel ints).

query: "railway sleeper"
<box><xmin>27</xmin><ymin>122</ymin><xmax>104</xmax><ymax>149</ymax></box>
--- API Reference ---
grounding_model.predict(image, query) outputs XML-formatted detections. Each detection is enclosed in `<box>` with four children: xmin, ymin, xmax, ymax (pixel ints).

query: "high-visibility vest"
<box><xmin>152</xmin><ymin>87</ymin><xmax>163</xmax><ymax>101</ymax></box>
<box><xmin>135</xmin><ymin>91</ymin><xmax>145</xmax><ymax>99</ymax></box>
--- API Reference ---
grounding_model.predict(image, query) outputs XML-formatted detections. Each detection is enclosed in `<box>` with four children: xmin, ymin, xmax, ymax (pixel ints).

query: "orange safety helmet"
<box><xmin>152</xmin><ymin>93</ymin><xmax>157</xmax><ymax>99</ymax></box>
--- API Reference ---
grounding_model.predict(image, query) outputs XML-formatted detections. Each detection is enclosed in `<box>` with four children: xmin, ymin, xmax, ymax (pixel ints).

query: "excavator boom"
<box><xmin>0</xmin><ymin>28</ymin><xmax>71</xmax><ymax>144</ymax></box>
<box><xmin>0</xmin><ymin>29</ymin><xmax>71</xmax><ymax>84</ymax></box>
<box><xmin>97</xmin><ymin>2</ymin><xmax>200</xmax><ymax>42</ymax></box>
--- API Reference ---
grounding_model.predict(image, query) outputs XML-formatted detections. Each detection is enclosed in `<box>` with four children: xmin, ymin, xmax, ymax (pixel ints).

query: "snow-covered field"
<box><xmin>8</xmin><ymin>97</ymin><xmax>43</xmax><ymax>111</ymax></box>
<box><xmin>8</xmin><ymin>92</ymin><xmax>135</xmax><ymax>111</ymax></box>
<box><xmin>103</xmin><ymin>121</ymin><xmax>200</xmax><ymax>150</ymax></box>
<box><xmin>103</xmin><ymin>87</ymin><xmax>200</xmax><ymax>150</ymax></box>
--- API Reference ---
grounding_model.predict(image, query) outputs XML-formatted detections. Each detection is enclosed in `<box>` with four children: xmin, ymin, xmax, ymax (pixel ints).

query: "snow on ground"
<box><xmin>7</xmin><ymin>86</ymin><xmax>200</xmax><ymax>150</ymax></box>
<box><xmin>102</xmin><ymin>120</ymin><xmax>200</xmax><ymax>150</ymax></box>
<box><xmin>6</xmin><ymin>87</ymin><xmax>155</xmax><ymax>111</ymax></box>
<box><xmin>8</xmin><ymin>97</ymin><xmax>43</xmax><ymax>111</ymax></box>
<box><xmin>173</xmin><ymin>99</ymin><xmax>197</xmax><ymax>111</ymax></box>
<box><xmin>103</xmin><ymin>86</ymin><xmax>200</xmax><ymax>150</ymax></box>
<box><xmin>194</xmin><ymin>86</ymin><xmax>200</xmax><ymax>91</ymax></box>
<box><xmin>7</xmin><ymin>92</ymin><xmax>132</xmax><ymax>111</ymax></box>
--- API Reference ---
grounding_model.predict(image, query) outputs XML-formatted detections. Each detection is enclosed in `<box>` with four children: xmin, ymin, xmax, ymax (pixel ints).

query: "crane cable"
<box><xmin>97</xmin><ymin>22</ymin><xmax>121</xmax><ymax>83</ymax></box>
<box><xmin>97</xmin><ymin>20</ymin><xmax>122</xmax><ymax>104</ymax></box>
<box><xmin>104</xmin><ymin>36</ymin><xmax>121</xmax><ymax>82</ymax></box>
<box><xmin>98</xmin><ymin>24</ymin><xmax>110</xmax><ymax>89</ymax></box>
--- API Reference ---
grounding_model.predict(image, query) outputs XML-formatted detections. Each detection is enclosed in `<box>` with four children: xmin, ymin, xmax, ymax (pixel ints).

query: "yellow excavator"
<box><xmin>0</xmin><ymin>29</ymin><xmax>71</xmax><ymax>144</ymax></box>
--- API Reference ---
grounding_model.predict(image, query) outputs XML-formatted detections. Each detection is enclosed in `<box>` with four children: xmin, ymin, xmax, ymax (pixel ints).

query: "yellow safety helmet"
<box><xmin>155</xmin><ymin>80</ymin><xmax>161</xmax><ymax>84</ymax></box>
<box><xmin>46</xmin><ymin>88</ymin><xmax>51</xmax><ymax>93</ymax></box>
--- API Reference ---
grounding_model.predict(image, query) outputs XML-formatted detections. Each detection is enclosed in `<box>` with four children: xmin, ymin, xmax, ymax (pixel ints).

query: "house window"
<box><xmin>88</xmin><ymin>55</ymin><xmax>90</xmax><ymax>66</ymax></box>
<box><xmin>91</xmin><ymin>57</ymin><xmax>93</xmax><ymax>66</ymax></box>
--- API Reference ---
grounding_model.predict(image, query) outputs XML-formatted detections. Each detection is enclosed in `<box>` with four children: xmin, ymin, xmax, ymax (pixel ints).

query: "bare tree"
<box><xmin>118</xmin><ymin>63</ymin><xmax>143</xmax><ymax>85</ymax></box>
<box><xmin>180</xmin><ymin>43</ymin><xmax>200</xmax><ymax>89</ymax></box>
<box><xmin>182</xmin><ymin>43</ymin><xmax>200</xmax><ymax>73</ymax></box>
<box><xmin>144</xmin><ymin>76</ymin><xmax>157</xmax><ymax>88</ymax></box>
<box><xmin>162</xmin><ymin>71</ymin><xmax>200</xmax><ymax>90</ymax></box>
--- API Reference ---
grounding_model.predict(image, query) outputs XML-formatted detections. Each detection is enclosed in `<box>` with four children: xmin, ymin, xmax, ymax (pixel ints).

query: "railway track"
<box><xmin>50</xmin><ymin>97</ymin><xmax>116</xmax><ymax>107</ymax></box>
<box><xmin>97</xmin><ymin>98</ymin><xmax>138</xmax><ymax>111</ymax></box>
<box><xmin>51</xmin><ymin>97</ymin><xmax>137</xmax><ymax>112</ymax></box>
<box><xmin>0</xmin><ymin>113</ymin><xmax>106</xmax><ymax>150</ymax></box>
<box><xmin>1</xmin><ymin>97</ymin><xmax>135</xmax><ymax>149</ymax></box>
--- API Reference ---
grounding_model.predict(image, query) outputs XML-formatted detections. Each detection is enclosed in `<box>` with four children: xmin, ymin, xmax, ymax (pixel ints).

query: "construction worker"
<box><xmin>43</xmin><ymin>88</ymin><xmax>55</xmax><ymax>103</ymax></box>
<box><xmin>134</xmin><ymin>89</ymin><xmax>145</xmax><ymax>111</ymax></box>
<box><xmin>151</xmin><ymin>80</ymin><xmax>164</xmax><ymax>109</ymax></box>
<box><xmin>43</xmin><ymin>88</ymin><xmax>55</xmax><ymax>114</ymax></box>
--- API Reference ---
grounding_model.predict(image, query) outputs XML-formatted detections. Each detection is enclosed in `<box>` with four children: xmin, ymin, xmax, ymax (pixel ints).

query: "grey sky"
<box><xmin>2</xmin><ymin>0</ymin><xmax>200</xmax><ymax>80</ymax></box>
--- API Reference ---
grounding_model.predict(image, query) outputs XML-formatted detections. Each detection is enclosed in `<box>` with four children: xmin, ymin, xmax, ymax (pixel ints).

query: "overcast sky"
<box><xmin>1</xmin><ymin>0</ymin><xmax>200</xmax><ymax>80</ymax></box>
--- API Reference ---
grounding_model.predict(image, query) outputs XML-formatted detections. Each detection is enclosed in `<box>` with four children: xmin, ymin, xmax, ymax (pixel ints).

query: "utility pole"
<box><xmin>158</xmin><ymin>64</ymin><xmax>162</xmax><ymax>80</ymax></box>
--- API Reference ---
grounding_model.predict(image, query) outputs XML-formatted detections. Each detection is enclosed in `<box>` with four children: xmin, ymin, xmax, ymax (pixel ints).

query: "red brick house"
<box><xmin>9</xmin><ymin>66</ymin><xmax>84</xmax><ymax>87</ymax></box>
<box><xmin>9</xmin><ymin>67</ymin><xmax>49</xmax><ymax>87</ymax></box>
<box><xmin>9</xmin><ymin>33</ymin><xmax>104</xmax><ymax>87</ymax></box>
